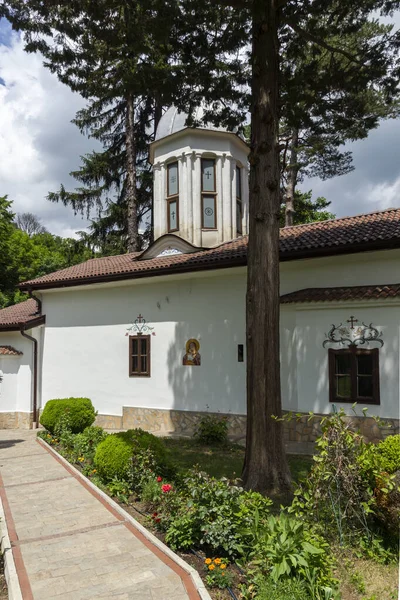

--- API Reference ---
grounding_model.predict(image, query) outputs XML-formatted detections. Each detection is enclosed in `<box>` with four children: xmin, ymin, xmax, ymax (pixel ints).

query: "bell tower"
<box><xmin>149</xmin><ymin>106</ymin><xmax>249</xmax><ymax>248</ymax></box>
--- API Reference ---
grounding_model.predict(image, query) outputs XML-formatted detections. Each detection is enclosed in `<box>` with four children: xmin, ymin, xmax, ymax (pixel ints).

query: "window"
<box><xmin>236</xmin><ymin>166</ymin><xmax>242</xmax><ymax>236</ymax></box>
<box><xmin>129</xmin><ymin>335</ymin><xmax>151</xmax><ymax>377</ymax></box>
<box><xmin>201</xmin><ymin>158</ymin><xmax>217</xmax><ymax>229</ymax></box>
<box><xmin>167</xmin><ymin>162</ymin><xmax>179</xmax><ymax>232</ymax></box>
<box><xmin>328</xmin><ymin>347</ymin><xmax>379</xmax><ymax>404</ymax></box>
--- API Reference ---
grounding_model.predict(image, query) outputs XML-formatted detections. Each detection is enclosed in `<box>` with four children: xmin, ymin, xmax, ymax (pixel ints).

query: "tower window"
<box><xmin>201</xmin><ymin>158</ymin><xmax>217</xmax><ymax>229</ymax></box>
<box><xmin>167</xmin><ymin>162</ymin><xmax>179</xmax><ymax>232</ymax></box>
<box><xmin>236</xmin><ymin>166</ymin><xmax>242</xmax><ymax>236</ymax></box>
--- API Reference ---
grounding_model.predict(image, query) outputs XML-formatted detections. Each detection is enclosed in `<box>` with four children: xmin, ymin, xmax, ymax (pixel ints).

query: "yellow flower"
<box><xmin>220</xmin><ymin>564</ymin><xmax>227</xmax><ymax>570</ymax></box>
<box><xmin>204</xmin><ymin>558</ymin><xmax>212</xmax><ymax>565</ymax></box>
<box><xmin>208</xmin><ymin>564</ymin><xmax>215</xmax><ymax>571</ymax></box>
<box><xmin>214</xmin><ymin>558</ymin><xmax>221</xmax><ymax>564</ymax></box>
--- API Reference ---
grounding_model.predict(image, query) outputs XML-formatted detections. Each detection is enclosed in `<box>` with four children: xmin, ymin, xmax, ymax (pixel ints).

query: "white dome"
<box><xmin>155</xmin><ymin>105</ymin><xmax>228</xmax><ymax>141</ymax></box>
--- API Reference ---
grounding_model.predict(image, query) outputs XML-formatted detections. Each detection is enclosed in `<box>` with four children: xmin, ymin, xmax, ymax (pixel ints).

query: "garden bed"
<box><xmin>0</xmin><ymin>555</ymin><xmax>7</xmax><ymax>600</ymax></box>
<box><xmin>37</xmin><ymin>399</ymin><xmax>399</xmax><ymax>600</ymax></box>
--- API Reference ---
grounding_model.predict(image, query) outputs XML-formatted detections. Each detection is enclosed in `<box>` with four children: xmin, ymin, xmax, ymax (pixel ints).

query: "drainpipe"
<box><xmin>27</xmin><ymin>287</ymin><xmax>42</xmax><ymax>315</ymax></box>
<box><xmin>20</xmin><ymin>327</ymin><xmax>38</xmax><ymax>429</ymax></box>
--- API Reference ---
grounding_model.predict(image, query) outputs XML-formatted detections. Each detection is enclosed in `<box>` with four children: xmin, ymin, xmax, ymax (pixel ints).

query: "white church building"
<box><xmin>0</xmin><ymin>107</ymin><xmax>399</xmax><ymax>444</ymax></box>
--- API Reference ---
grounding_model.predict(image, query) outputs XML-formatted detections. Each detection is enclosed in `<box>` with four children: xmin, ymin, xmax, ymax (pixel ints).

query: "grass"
<box><xmin>334</xmin><ymin>550</ymin><xmax>399</xmax><ymax>600</ymax></box>
<box><xmin>162</xmin><ymin>437</ymin><xmax>313</xmax><ymax>482</ymax></box>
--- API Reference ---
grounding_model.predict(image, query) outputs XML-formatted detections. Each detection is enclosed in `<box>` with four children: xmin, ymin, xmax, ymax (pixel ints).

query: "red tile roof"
<box><xmin>281</xmin><ymin>284</ymin><xmax>400</xmax><ymax>304</ymax></box>
<box><xmin>19</xmin><ymin>208</ymin><xmax>400</xmax><ymax>291</ymax></box>
<box><xmin>0</xmin><ymin>346</ymin><xmax>23</xmax><ymax>356</ymax></box>
<box><xmin>0</xmin><ymin>299</ymin><xmax>43</xmax><ymax>330</ymax></box>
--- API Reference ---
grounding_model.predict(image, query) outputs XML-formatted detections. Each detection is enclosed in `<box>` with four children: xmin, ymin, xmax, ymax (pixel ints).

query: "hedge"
<box><xmin>40</xmin><ymin>397</ymin><xmax>96</xmax><ymax>434</ymax></box>
<box><xmin>94</xmin><ymin>428</ymin><xmax>169</xmax><ymax>482</ymax></box>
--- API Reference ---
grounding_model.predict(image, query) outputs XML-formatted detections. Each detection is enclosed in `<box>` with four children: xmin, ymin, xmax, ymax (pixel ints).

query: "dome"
<box><xmin>155</xmin><ymin>105</ymin><xmax>228</xmax><ymax>141</ymax></box>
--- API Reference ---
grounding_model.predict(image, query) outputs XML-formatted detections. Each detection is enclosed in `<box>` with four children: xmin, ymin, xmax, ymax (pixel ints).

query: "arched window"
<box><xmin>201</xmin><ymin>158</ymin><xmax>217</xmax><ymax>229</ymax></box>
<box><xmin>166</xmin><ymin>162</ymin><xmax>179</xmax><ymax>232</ymax></box>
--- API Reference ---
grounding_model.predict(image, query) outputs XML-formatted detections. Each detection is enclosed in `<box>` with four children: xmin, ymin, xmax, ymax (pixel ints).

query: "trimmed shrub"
<box><xmin>94</xmin><ymin>429</ymin><xmax>169</xmax><ymax>482</ymax></box>
<box><xmin>376</xmin><ymin>434</ymin><xmax>400</xmax><ymax>474</ymax></box>
<box><xmin>40</xmin><ymin>398</ymin><xmax>96</xmax><ymax>434</ymax></box>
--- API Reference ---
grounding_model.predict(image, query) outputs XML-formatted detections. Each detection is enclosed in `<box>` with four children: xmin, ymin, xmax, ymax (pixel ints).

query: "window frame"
<box><xmin>166</xmin><ymin>161</ymin><xmax>179</xmax><ymax>233</ymax></box>
<box><xmin>236</xmin><ymin>166</ymin><xmax>242</xmax><ymax>236</ymax></box>
<box><xmin>201</xmin><ymin>158</ymin><xmax>217</xmax><ymax>230</ymax></box>
<box><xmin>328</xmin><ymin>347</ymin><xmax>380</xmax><ymax>405</ymax></box>
<box><xmin>129</xmin><ymin>334</ymin><xmax>151</xmax><ymax>377</ymax></box>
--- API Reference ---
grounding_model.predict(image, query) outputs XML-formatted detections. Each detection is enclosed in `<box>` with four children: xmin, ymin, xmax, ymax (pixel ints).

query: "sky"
<box><xmin>0</xmin><ymin>17</ymin><xmax>399</xmax><ymax>238</ymax></box>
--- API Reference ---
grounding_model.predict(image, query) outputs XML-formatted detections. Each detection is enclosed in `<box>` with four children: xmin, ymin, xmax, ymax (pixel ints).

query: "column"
<box><xmin>192</xmin><ymin>152</ymin><xmax>202</xmax><ymax>247</ymax></box>
<box><xmin>216</xmin><ymin>155</ymin><xmax>224</xmax><ymax>244</ymax></box>
<box><xmin>152</xmin><ymin>162</ymin><xmax>162</xmax><ymax>240</ymax></box>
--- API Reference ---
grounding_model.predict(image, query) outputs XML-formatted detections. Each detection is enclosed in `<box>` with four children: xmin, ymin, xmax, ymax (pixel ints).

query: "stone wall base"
<box><xmin>96</xmin><ymin>406</ymin><xmax>399</xmax><ymax>444</ymax></box>
<box><xmin>0</xmin><ymin>412</ymin><xmax>33</xmax><ymax>429</ymax></box>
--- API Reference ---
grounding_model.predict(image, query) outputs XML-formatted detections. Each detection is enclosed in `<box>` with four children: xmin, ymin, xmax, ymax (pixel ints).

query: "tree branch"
<box><xmin>287</xmin><ymin>21</ymin><xmax>364</xmax><ymax>66</ymax></box>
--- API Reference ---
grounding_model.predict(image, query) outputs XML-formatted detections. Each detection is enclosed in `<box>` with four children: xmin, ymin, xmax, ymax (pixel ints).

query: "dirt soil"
<box><xmin>0</xmin><ymin>555</ymin><xmax>8</xmax><ymax>599</ymax></box>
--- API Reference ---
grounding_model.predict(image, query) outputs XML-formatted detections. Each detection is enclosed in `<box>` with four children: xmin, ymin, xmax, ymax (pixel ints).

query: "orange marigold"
<box><xmin>205</xmin><ymin>558</ymin><xmax>212</xmax><ymax>565</ymax></box>
<box><xmin>214</xmin><ymin>558</ymin><xmax>221</xmax><ymax>564</ymax></box>
<box><xmin>220</xmin><ymin>564</ymin><xmax>227</xmax><ymax>570</ymax></box>
<box><xmin>208</xmin><ymin>565</ymin><xmax>215</xmax><ymax>571</ymax></box>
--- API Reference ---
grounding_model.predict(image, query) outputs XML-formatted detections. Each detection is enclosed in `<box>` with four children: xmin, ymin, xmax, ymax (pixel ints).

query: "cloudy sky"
<box><xmin>0</xmin><ymin>17</ymin><xmax>399</xmax><ymax>238</ymax></box>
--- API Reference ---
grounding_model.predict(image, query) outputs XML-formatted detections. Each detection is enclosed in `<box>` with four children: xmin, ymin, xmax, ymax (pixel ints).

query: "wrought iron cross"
<box><xmin>347</xmin><ymin>316</ymin><xmax>358</xmax><ymax>329</ymax></box>
<box><xmin>137</xmin><ymin>314</ymin><xmax>144</xmax><ymax>323</ymax></box>
<box><xmin>205</xmin><ymin>170</ymin><xmax>212</xmax><ymax>179</ymax></box>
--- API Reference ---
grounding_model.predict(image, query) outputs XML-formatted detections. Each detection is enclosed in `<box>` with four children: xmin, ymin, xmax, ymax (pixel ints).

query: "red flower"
<box><xmin>157</xmin><ymin>476</ymin><xmax>163</xmax><ymax>482</ymax></box>
<box><xmin>155</xmin><ymin>517</ymin><xmax>161</xmax><ymax>523</ymax></box>
<box><xmin>161</xmin><ymin>484</ymin><xmax>172</xmax><ymax>493</ymax></box>
<box><xmin>152</xmin><ymin>512</ymin><xmax>158</xmax><ymax>517</ymax></box>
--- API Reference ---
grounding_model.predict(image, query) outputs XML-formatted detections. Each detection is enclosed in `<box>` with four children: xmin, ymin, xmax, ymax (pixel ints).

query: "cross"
<box><xmin>347</xmin><ymin>316</ymin><xmax>358</xmax><ymax>329</ymax></box>
<box><xmin>137</xmin><ymin>314</ymin><xmax>144</xmax><ymax>323</ymax></box>
<box><xmin>171</xmin><ymin>175</ymin><xmax>176</xmax><ymax>183</ymax></box>
<box><xmin>204</xmin><ymin>170</ymin><xmax>212</xmax><ymax>179</ymax></box>
<box><xmin>171</xmin><ymin>211</ymin><xmax>175</xmax><ymax>220</ymax></box>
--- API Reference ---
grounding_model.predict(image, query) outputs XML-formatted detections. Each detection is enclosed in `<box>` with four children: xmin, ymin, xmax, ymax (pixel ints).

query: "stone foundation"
<box><xmin>96</xmin><ymin>406</ymin><xmax>399</xmax><ymax>444</ymax></box>
<box><xmin>0</xmin><ymin>412</ymin><xmax>33</xmax><ymax>429</ymax></box>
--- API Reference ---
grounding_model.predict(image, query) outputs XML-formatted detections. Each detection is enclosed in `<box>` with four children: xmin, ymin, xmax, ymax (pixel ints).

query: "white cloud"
<box><xmin>0</xmin><ymin>30</ymin><xmax>96</xmax><ymax>237</ymax></box>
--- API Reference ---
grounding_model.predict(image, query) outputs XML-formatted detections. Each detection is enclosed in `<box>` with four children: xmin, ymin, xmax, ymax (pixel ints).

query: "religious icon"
<box><xmin>182</xmin><ymin>339</ymin><xmax>201</xmax><ymax>366</ymax></box>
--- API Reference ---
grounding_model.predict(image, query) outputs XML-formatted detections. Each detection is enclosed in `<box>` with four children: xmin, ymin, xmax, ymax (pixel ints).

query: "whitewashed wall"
<box><xmin>41</xmin><ymin>271</ymin><xmax>247</xmax><ymax>418</ymax></box>
<box><xmin>0</xmin><ymin>331</ymin><xmax>34</xmax><ymax>415</ymax></box>
<box><xmin>39</xmin><ymin>248</ymin><xmax>400</xmax><ymax>421</ymax></box>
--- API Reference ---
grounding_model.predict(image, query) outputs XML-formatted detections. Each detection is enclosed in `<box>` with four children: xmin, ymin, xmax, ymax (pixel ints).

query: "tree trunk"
<box><xmin>241</xmin><ymin>0</ymin><xmax>292</xmax><ymax>496</ymax></box>
<box><xmin>284</xmin><ymin>128</ymin><xmax>299</xmax><ymax>227</ymax></box>
<box><xmin>125</xmin><ymin>93</ymin><xmax>139</xmax><ymax>253</ymax></box>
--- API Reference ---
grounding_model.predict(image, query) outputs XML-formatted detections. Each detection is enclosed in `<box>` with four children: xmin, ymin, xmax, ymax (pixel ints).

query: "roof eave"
<box><xmin>0</xmin><ymin>315</ymin><xmax>46</xmax><ymax>332</ymax></box>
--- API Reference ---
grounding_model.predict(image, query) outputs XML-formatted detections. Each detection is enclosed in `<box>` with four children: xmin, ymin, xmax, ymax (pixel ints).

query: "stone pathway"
<box><xmin>0</xmin><ymin>430</ymin><xmax>198</xmax><ymax>600</ymax></box>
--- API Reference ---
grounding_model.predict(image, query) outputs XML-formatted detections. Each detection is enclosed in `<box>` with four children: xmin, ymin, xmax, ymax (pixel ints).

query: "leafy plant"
<box><xmin>376</xmin><ymin>435</ymin><xmax>400</xmax><ymax>474</ymax></box>
<box><xmin>204</xmin><ymin>557</ymin><xmax>233</xmax><ymax>589</ymax></box>
<box><xmin>240</xmin><ymin>576</ymin><xmax>310</xmax><ymax>600</ymax></box>
<box><xmin>243</xmin><ymin>512</ymin><xmax>334</xmax><ymax>591</ymax></box>
<box><xmin>107</xmin><ymin>478</ymin><xmax>131</xmax><ymax>504</ymax></box>
<box><xmin>72</xmin><ymin>426</ymin><xmax>108</xmax><ymax>462</ymax></box>
<box><xmin>141</xmin><ymin>477</ymin><xmax>163</xmax><ymax>505</ymax></box>
<box><xmin>194</xmin><ymin>413</ymin><xmax>229</xmax><ymax>445</ymax></box>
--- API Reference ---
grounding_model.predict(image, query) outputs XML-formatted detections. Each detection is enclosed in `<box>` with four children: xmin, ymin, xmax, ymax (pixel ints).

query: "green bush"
<box><xmin>250</xmin><ymin>577</ymin><xmax>310</xmax><ymax>600</ymax></box>
<box><xmin>194</xmin><ymin>413</ymin><xmax>229</xmax><ymax>444</ymax></box>
<box><xmin>40</xmin><ymin>398</ymin><xmax>96</xmax><ymax>434</ymax></box>
<box><xmin>165</xmin><ymin>470</ymin><xmax>272</xmax><ymax>556</ymax></box>
<box><xmin>376</xmin><ymin>434</ymin><xmax>400</xmax><ymax>474</ymax></box>
<box><xmin>73</xmin><ymin>426</ymin><xmax>108</xmax><ymax>462</ymax></box>
<box><xmin>94</xmin><ymin>429</ymin><xmax>169</xmax><ymax>483</ymax></box>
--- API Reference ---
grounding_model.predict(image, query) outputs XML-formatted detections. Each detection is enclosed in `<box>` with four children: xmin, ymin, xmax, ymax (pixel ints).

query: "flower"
<box><xmin>152</xmin><ymin>512</ymin><xmax>158</xmax><ymax>518</ymax></box>
<box><xmin>208</xmin><ymin>564</ymin><xmax>215</xmax><ymax>571</ymax></box>
<box><xmin>214</xmin><ymin>558</ymin><xmax>221</xmax><ymax>565</ymax></box>
<box><xmin>220</xmin><ymin>564</ymin><xmax>227</xmax><ymax>570</ymax></box>
<box><xmin>78</xmin><ymin>457</ymin><xmax>84</xmax><ymax>462</ymax></box>
<box><xmin>157</xmin><ymin>476</ymin><xmax>163</xmax><ymax>482</ymax></box>
<box><xmin>161</xmin><ymin>484</ymin><xmax>172</xmax><ymax>493</ymax></box>
<box><xmin>205</xmin><ymin>558</ymin><xmax>212</xmax><ymax>565</ymax></box>
<box><xmin>155</xmin><ymin>518</ymin><xmax>161</xmax><ymax>523</ymax></box>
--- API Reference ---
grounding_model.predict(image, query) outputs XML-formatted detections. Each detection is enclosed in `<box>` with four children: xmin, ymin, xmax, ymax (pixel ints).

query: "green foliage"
<box><xmin>204</xmin><ymin>557</ymin><xmax>233</xmax><ymax>589</ymax></box>
<box><xmin>165</xmin><ymin>470</ymin><xmax>272</xmax><ymax>556</ymax></box>
<box><xmin>244</xmin><ymin>576</ymin><xmax>310</xmax><ymax>600</ymax></box>
<box><xmin>94</xmin><ymin>429</ymin><xmax>169</xmax><ymax>483</ymax></box>
<box><xmin>141</xmin><ymin>478</ymin><xmax>163</xmax><ymax>505</ymax></box>
<box><xmin>243</xmin><ymin>512</ymin><xmax>334</xmax><ymax>591</ymax></box>
<box><xmin>40</xmin><ymin>398</ymin><xmax>96</xmax><ymax>435</ymax></box>
<box><xmin>290</xmin><ymin>409</ymin><xmax>397</xmax><ymax>559</ymax></box>
<box><xmin>279</xmin><ymin>191</ymin><xmax>335</xmax><ymax>227</ymax></box>
<box><xmin>376</xmin><ymin>435</ymin><xmax>400</xmax><ymax>474</ymax></box>
<box><xmin>194</xmin><ymin>414</ymin><xmax>229</xmax><ymax>445</ymax></box>
<box><xmin>107</xmin><ymin>478</ymin><xmax>131</xmax><ymax>504</ymax></box>
<box><xmin>72</xmin><ymin>426</ymin><xmax>108</xmax><ymax>462</ymax></box>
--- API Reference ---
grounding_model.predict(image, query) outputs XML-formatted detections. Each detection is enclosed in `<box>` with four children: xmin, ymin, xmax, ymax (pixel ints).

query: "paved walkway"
<box><xmin>0</xmin><ymin>430</ymin><xmax>196</xmax><ymax>600</ymax></box>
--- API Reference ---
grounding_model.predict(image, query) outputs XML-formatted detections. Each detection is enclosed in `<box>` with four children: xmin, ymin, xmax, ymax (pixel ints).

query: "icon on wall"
<box><xmin>182</xmin><ymin>339</ymin><xmax>201</xmax><ymax>366</ymax></box>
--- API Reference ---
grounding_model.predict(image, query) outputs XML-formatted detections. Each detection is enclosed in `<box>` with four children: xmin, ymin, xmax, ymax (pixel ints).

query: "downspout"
<box><xmin>27</xmin><ymin>287</ymin><xmax>42</xmax><ymax>315</ymax></box>
<box><xmin>20</xmin><ymin>327</ymin><xmax>38</xmax><ymax>429</ymax></box>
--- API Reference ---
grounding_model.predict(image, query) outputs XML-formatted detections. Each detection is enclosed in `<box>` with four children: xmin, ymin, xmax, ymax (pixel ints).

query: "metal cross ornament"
<box><xmin>347</xmin><ymin>316</ymin><xmax>358</xmax><ymax>329</ymax></box>
<box><xmin>126</xmin><ymin>313</ymin><xmax>155</xmax><ymax>336</ymax></box>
